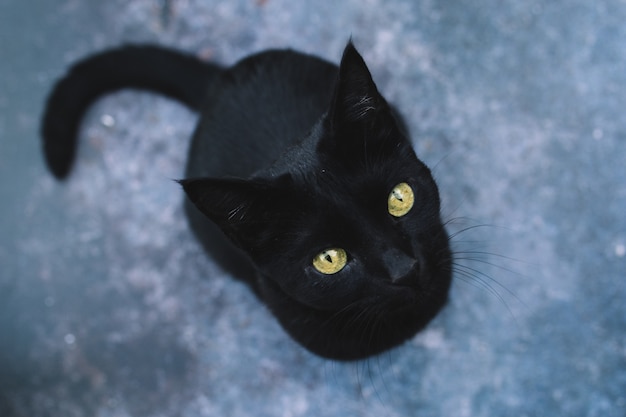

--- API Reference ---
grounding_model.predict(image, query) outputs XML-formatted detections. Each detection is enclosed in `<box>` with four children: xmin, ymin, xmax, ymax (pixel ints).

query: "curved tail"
<box><xmin>41</xmin><ymin>45</ymin><xmax>223</xmax><ymax>179</ymax></box>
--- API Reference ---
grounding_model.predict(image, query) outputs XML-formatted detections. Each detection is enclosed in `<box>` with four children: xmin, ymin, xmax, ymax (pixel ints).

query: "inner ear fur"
<box><xmin>179</xmin><ymin>177</ymin><xmax>284</xmax><ymax>249</ymax></box>
<box><xmin>329</xmin><ymin>42</ymin><xmax>387</xmax><ymax>128</ymax></box>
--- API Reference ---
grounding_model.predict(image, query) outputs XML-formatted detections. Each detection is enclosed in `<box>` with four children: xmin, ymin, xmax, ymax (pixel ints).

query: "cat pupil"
<box><xmin>324</xmin><ymin>253</ymin><xmax>333</xmax><ymax>263</ymax></box>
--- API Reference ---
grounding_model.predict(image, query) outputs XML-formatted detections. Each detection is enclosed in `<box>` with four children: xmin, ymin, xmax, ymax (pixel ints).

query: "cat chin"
<box><xmin>257</xmin><ymin>270</ymin><xmax>451</xmax><ymax>360</ymax></box>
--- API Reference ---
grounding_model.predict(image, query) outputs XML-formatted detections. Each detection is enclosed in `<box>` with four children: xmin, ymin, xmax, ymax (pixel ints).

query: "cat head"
<box><xmin>181</xmin><ymin>42</ymin><xmax>452</xmax><ymax>360</ymax></box>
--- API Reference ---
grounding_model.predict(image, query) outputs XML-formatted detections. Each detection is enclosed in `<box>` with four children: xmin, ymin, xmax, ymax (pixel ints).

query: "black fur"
<box><xmin>41</xmin><ymin>42</ymin><xmax>452</xmax><ymax>360</ymax></box>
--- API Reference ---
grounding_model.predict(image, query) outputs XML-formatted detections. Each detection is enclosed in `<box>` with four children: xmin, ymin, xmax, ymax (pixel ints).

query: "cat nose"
<box><xmin>382</xmin><ymin>248</ymin><xmax>420</xmax><ymax>283</ymax></box>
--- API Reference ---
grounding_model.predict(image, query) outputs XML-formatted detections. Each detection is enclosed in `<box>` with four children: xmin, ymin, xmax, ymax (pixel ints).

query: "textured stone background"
<box><xmin>1</xmin><ymin>1</ymin><xmax>625</xmax><ymax>416</ymax></box>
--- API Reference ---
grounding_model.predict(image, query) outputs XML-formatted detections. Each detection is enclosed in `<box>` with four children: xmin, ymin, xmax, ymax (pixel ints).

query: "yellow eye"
<box><xmin>312</xmin><ymin>248</ymin><xmax>347</xmax><ymax>275</ymax></box>
<box><xmin>388</xmin><ymin>182</ymin><xmax>414</xmax><ymax>217</ymax></box>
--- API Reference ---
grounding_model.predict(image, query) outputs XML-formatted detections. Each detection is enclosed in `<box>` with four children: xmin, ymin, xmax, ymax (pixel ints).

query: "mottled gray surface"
<box><xmin>1</xmin><ymin>0</ymin><xmax>625</xmax><ymax>416</ymax></box>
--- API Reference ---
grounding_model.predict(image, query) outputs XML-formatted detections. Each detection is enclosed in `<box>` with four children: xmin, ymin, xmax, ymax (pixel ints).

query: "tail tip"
<box><xmin>41</xmin><ymin>118</ymin><xmax>76</xmax><ymax>180</ymax></box>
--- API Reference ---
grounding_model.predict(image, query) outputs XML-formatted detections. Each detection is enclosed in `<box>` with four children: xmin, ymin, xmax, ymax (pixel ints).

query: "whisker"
<box><xmin>454</xmin><ymin>250</ymin><xmax>538</xmax><ymax>269</ymax></box>
<box><xmin>446</xmin><ymin>224</ymin><xmax>494</xmax><ymax>241</ymax></box>
<box><xmin>452</xmin><ymin>263</ymin><xmax>521</xmax><ymax>322</ymax></box>
<box><xmin>452</xmin><ymin>261</ymin><xmax>521</xmax><ymax>302</ymax></box>
<box><xmin>453</xmin><ymin>253</ymin><xmax>528</xmax><ymax>279</ymax></box>
<box><xmin>452</xmin><ymin>265</ymin><xmax>503</xmax><ymax>297</ymax></box>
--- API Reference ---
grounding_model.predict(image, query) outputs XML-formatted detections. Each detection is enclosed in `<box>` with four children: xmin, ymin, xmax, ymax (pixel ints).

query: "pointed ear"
<box><xmin>178</xmin><ymin>177</ymin><xmax>280</xmax><ymax>250</ymax></box>
<box><xmin>329</xmin><ymin>42</ymin><xmax>385</xmax><ymax>129</ymax></box>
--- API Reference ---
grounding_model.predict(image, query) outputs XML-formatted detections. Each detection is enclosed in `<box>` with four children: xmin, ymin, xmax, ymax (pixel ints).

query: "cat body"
<box><xmin>42</xmin><ymin>42</ymin><xmax>452</xmax><ymax>360</ymax></box>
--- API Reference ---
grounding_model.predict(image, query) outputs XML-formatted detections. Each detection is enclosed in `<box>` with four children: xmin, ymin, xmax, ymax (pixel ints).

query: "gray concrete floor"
<box><xmin>1</xmin><ymin>1</ymin><xmax>625</xmax><ymax>416</ymax></box>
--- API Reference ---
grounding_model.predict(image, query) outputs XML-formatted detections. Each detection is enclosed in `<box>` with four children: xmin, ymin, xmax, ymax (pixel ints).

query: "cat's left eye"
<box><xmin>388</xmin><ymin>182</ymin><xmax>414</xmax><ymax>217</ymax></box>
<box><xmin>312</xmin><ymin>248</ymin><xmax>347</xmax><ymax>275</ymax></box>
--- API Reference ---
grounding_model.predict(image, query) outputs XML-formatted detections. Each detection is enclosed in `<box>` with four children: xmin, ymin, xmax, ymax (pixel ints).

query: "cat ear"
<box><xmin>328</xmin><ymin>42</ymin><xmax>385</xmax><ymax>129</ymax></box>
<box><xmin>321</xmin><ymin>42</ymin><xmax>404</xmax><ymax>162</ymax></box>
<box><xmin>178</xmin><ymin>177</ymin><xmax>283</xmax><ymax>251</ymax></box>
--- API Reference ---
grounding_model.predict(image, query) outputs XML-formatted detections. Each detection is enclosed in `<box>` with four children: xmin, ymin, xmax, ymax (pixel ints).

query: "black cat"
<box><xmin>41</xmin><ymin>42</ymin><xmax>452</xmax><ymax>360</ymax></box>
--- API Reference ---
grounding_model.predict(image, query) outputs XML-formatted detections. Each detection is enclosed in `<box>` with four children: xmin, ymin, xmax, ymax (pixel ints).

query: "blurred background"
<box><xmin>1</xmin><ymin>0</ymin><xmax>625</xmax><ymax>416</ymax></box>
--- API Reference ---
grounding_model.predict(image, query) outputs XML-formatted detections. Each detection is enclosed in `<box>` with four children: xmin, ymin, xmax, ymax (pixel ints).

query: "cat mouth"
<box><xmin>382</xmin><ymin>266</ymin><xmax>445</xmax><ymax>308</ymax></box>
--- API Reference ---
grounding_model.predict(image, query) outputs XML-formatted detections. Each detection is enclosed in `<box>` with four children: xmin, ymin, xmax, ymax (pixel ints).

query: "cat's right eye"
<box><xmin>312</xmin><ymin>248</ymin><xmax>347</xmax><ymax>275</ymax></box>
<box><xmin>388</xmin><ymin>182</ymin><xmax>414</xmax><ymax>217</ymax></box>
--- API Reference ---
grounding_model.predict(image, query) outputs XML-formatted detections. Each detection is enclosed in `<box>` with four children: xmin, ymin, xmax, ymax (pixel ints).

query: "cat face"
<box><xmin>182</xmin><ymin>43</ymin><xmax>452</xmax><ymax>359</ymax></box>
